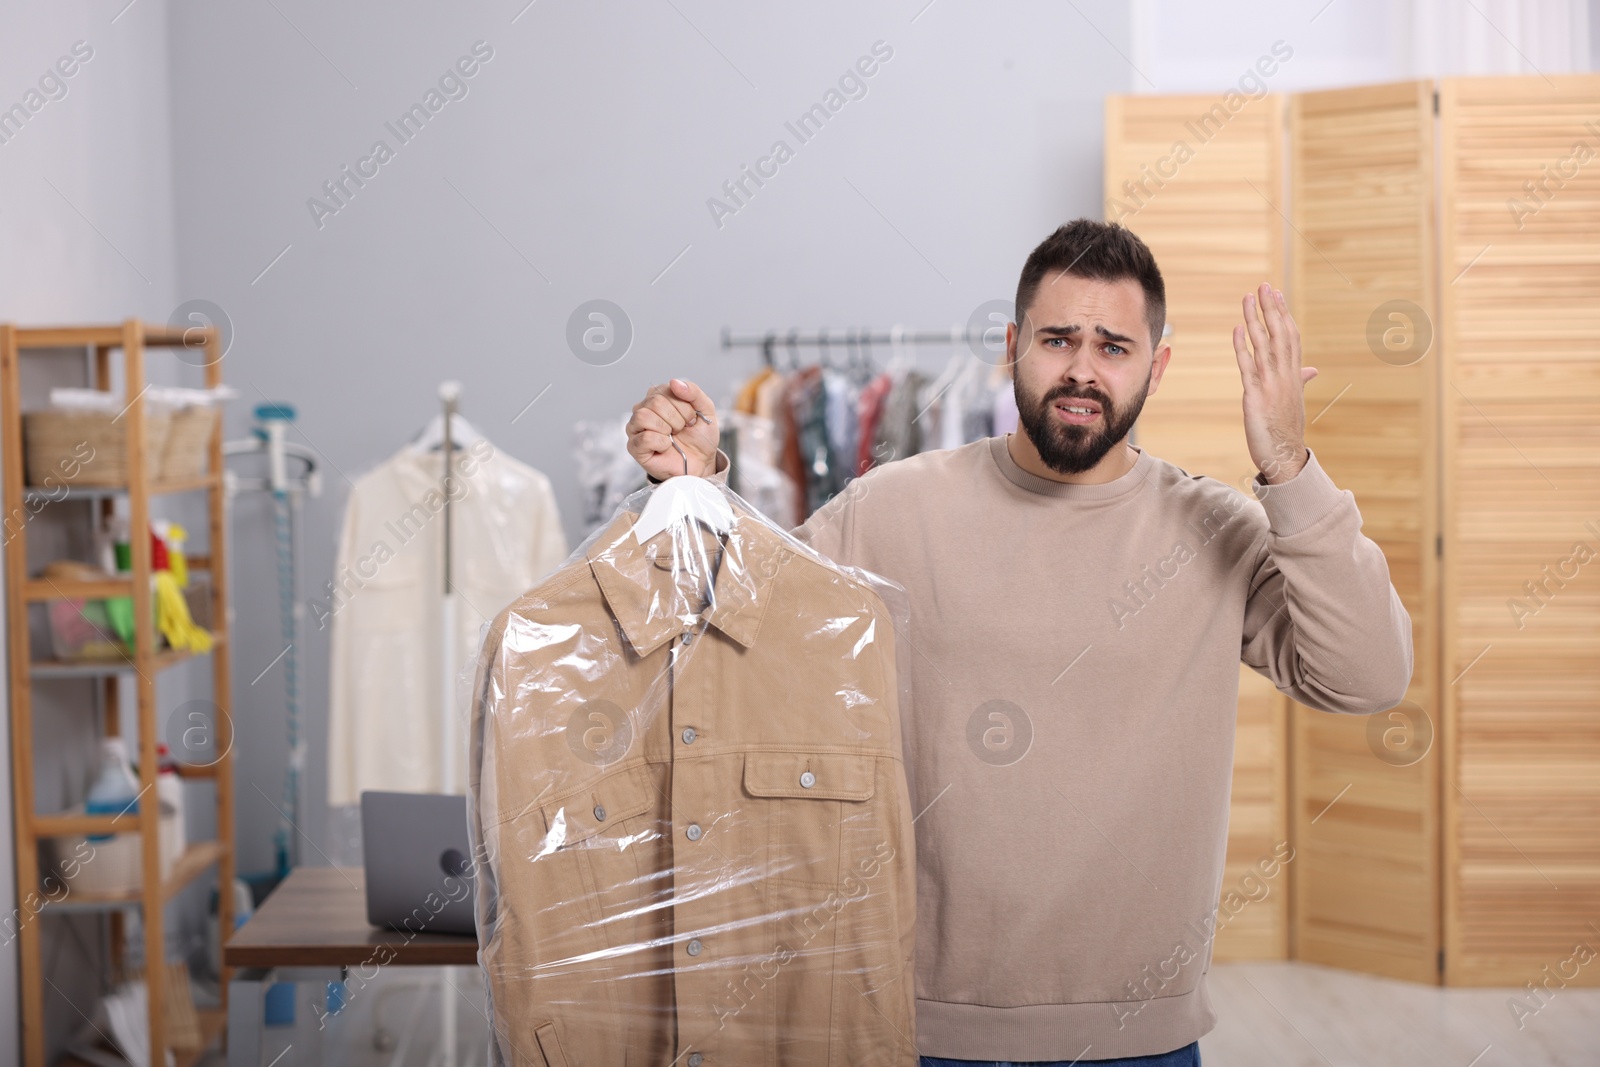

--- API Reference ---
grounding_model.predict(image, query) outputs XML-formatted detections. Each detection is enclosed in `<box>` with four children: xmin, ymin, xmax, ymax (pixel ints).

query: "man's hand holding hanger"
<box><xmin>627</xmin><ymin>378</ymin><xmax>720</xmax><ymax>481</ymax></box>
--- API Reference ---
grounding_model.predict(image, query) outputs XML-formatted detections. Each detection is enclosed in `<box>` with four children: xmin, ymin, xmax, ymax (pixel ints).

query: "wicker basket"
<box><xmin>159</xmin><ymin>405</ymin><xmax>219</xmax><ymax>481</ymax></box>
<box><xmin>22</xmin><ymin>409</ymin><xmax>172</xmax><ymax>488</ymax></box>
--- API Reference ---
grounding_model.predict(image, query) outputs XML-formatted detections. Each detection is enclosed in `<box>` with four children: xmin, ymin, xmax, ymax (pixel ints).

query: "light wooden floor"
<box><xmin>188</xmin><ymin>961</ymin><xmax>1600</xmax><ymax>1066</ymax></box>
<box><xmin>1203</xmin><ymin>962</ymin><xmax>1600</xmax><ymax>1067</ymax></box>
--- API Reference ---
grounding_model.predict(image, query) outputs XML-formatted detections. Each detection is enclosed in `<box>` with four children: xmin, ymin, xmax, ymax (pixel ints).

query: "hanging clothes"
<box><xmin>754</xmin><ymin>368</ymin><xmax>787</xmax><ymax>423</ymax></box>
<box><xmin>872</xmin><ymin>368</ymin><xmax>929</xmax><ymax>467</ymax></box>
<box><xmin>798</xmin><ymin>368</ymin><xmax>849</xmax><ymax>516</ymax></box>
<box><xmin>734</xmin><ymin>364</ymin><xmax>775</xmax><ymax>415</ymax></box>
<box><xmin>941</xmin><ymin>357</ymin><xmax>975</xmax><ymax>452</ymax></box>
<box><xmin>575</xmin><ymin>413</ymin><xmax>653</xmax><ymax>529</ymax></box>
<box><xmin>678</xmin><ymin>331</ymin><xmax>1018</xmax><ymax>524</ymax></box>
<box><xmin>326</xmin><ymin>438</ymin><xmax>567</xmax><ymax>807</ymax></box>
<box><xmin>918</xmin><ymin>354</ymin><xmax>962</xmax><ymax>452</ymax></box>
<box><xmin>777</xmin><ymin>366</ymin><xmax>819</xmax><ymax>522</ymax></box>
<box><xmin>854</xmin><ymin>372</ymin><xmax>895</xmax><ymax>476</ymax></box>
<box><xmin>730</xmin><ymin>409</ymin><xmax>799</xmax><ymax>529</ymax></box>
<box><xmin>823</xmin><ymin>366</ymin><xmax>858</xmax><ymax>479</ymax></box>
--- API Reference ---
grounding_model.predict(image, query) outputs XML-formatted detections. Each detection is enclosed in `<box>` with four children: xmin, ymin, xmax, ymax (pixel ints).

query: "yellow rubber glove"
<box><xmin>154</xmin><ymin>570</ymin><xmax>213</xmax><ymax>653</ymax></box>
<box><xmin>162</xmin><ymin>523</ymin><xmax>190</xmax><ymax>587</ymax></box>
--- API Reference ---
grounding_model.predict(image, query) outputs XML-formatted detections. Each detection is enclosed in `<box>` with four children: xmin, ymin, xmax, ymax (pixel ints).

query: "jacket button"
<box><xmin>681</xmin><ymin>727</ymin><xmax>697</xmax><ymax>745</ymax></box>
<box><xmin>686</xmin><ymin>823</ymin><xmax>703</xmax><ymax>841</ymax></box>
<box><xmin>688</xmin><ymin>1055</ymin><xmax>704</xmax><ymax>1067</ymax></box>
<box><xmin>799</xmin><ymin>771</ymin><xmax>816</xmax><ymax>789</ymax></box>
<box><xmin>686</xmin><ymin>938</ymin><xmax>703</xmax><ymax>956</ymax></box>
<box><xmin>593</xmin><ymin>804</ymin><xmax>606</xmax><ymax>821</ymax></box>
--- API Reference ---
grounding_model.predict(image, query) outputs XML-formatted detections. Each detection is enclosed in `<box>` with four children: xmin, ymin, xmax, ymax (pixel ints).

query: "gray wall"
<box><xmin>163</xmin><ymin>0</ymin><xmax>1134</xmax><ymax>882</ymax></box>
<box><xmin>0</xmin><ymin>0</ymin><xmax>182</xmax><ymax>1059</ymax></box>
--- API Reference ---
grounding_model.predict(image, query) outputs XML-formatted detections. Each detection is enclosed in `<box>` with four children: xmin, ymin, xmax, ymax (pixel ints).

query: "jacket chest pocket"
<box><xmin>742</xmin><ymin>752</ymin><xmax>879</xmax><ymax>888</ymax></box>
<box><xmin>538</xmin><ymin>763</ymin><xmax>658</xmax><ymax>946</ymax></box>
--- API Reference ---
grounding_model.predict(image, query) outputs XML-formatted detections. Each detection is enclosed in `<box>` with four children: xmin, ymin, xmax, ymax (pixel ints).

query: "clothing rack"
<box><xmin>720</xmin><ymin>326</ymin><xmax>999</xmax><ymax>368</ymax></box>
<box><xmin>711</xmin><ymin>328</ymin><xmax>1021</xmax><ymax>529</ymax></box>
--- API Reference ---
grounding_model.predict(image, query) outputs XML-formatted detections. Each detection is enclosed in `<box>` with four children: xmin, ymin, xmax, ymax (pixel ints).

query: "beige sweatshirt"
<box><xmin>699</xmin><ymin>432</ymin><xmax>1413</xmax><ymax>1060</ymax></box>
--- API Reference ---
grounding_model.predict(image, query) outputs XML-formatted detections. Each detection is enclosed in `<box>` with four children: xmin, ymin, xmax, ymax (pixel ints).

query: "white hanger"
<box><xmin>632</xmin><ymin>436</ymin><xmax>734</xmax><ymax>544</ymax></box>
<box><xmin>411</xmin><ymin>411</ymin><xmax>485</xmax><ymax>452</ymax></box>
<box><xmin>886</xmin><ymin>324</ymin><xmax>915</xmax><ymax>377</ymax></box>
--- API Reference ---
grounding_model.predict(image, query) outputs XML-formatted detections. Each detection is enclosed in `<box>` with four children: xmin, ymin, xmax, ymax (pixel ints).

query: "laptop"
<box><xmin>360</xmin><ymin>791</ymin><xmax>477</xmax><ymax>937</ymax></box>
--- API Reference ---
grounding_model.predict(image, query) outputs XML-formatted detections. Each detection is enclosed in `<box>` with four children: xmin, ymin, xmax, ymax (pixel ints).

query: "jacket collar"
<box><xmin>586</xmin><ymin>501</ymin><xmax>781</xmax><ymax>657</ymax></box>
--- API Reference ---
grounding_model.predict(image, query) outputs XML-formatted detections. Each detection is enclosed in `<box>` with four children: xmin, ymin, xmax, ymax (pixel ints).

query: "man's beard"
<box><xmin>1014</xmin><ymin>371</ymin><xmax>1149</xmax><ymax>476</ymax></box>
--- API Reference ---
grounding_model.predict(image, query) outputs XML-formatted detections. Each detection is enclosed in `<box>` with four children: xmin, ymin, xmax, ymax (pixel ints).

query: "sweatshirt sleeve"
<box><xmin>1240</xmin><ymin>448</ymin><xmax>1414</xmax><ymax>715</ymax></box>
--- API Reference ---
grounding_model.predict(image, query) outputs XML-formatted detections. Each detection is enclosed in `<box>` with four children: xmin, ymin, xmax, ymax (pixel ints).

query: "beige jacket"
<box><xmin>469</xmin><ymin>496</ymin><xmax>918</xmax><ymax>1066</ymax></box>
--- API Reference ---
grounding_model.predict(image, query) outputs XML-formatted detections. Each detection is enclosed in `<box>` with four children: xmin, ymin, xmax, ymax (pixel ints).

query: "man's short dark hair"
<box><xmin>1014</xmin><ymin>220</ymin><xmax>1166</xmax><ymax>349</ymax></box>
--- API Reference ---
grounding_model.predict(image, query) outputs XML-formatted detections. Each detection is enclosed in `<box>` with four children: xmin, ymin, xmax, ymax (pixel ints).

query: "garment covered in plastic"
<box><xmin>327</xmin><ymin>437</ymin><xmax>567</xmax><ymax>806</ymax></box>
<box><xmin>467</xmin><ymin>478</ymin><xmax>918</xmax><ymax>1066</ymax></box>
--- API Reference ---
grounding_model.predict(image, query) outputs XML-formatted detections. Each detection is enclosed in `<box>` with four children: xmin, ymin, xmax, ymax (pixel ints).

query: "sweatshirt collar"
<box><xmin>988</xmin><ymin>433</ymin><xmax>1154</xmax><ymax>500</ymax></box>
<box><xmin>587</xmin><ymin>501</ymin><xmax>778</xmax><ymax>657</ymax></box>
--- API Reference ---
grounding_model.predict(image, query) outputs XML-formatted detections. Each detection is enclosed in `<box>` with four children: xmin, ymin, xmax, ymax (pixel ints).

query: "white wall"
<box><xmin>1132</xmin><ymin>0</ymin><xmax>1594</xmax><ymax>94</ymax></box>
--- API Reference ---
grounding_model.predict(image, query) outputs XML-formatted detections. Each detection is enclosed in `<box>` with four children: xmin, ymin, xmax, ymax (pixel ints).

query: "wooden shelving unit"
<box><xmin>1</xmin><ymin>321</ymin><xmax>236</xmax><ymax>1066</ymax></box>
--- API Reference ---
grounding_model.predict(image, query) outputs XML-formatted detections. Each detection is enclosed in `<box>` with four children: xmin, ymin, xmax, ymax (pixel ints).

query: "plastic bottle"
<box><xmin>107</xmin><ymin>515</ymin><xmax>131</xmax><ymax>573</ymax></box>
<box><xmin>154</xmin><ymin>521</ymin><xmax>189</xmax><ymax>586</ymax></box>
<box><xmin>104</xmin><ymin>515</ymin><xmax>136</xmax><ymax>646</ymax></box>
<box><xmin>156</xmin><ymin>741</ymin><xmax>186</xmax><ymax>856</ymax></box>
<box><xmin>85</xmin><ymin>738</ymin><xmax>141</xmax><ymax>841</ymax></box>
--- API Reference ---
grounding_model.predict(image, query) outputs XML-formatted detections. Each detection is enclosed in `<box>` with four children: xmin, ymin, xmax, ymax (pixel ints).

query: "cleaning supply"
<box><xmin>103</xmin><ymin>515</ymin><xmax>137</xmax><ymax>646</ymax></box>
<box><xmin>85</xmin><ymin>738</ymin><xmax>141</xmax><ymax>841</ymax></box>
<box><xmin>41</xmin><ymin>561</ymin><xmax>124</xmax><ymax>660</ymax></box>
<box><xmin>154</xmin><ymin>520</ymin><xmax>191</xmax><ymax>587</ymax></box>
<box><xmin>156</xmin><ymin>742</ymin><xmax>185</xmax><ymax>870</ymax></box>
<box><xmin>155</xmin><ymin>567</ymin><xmax>212</xmax><ymax>653</ymax></box>
<box><xmin>150</xmin><ymin>519</ymin><xmax>213</xmax><ymax>651</ymax></box>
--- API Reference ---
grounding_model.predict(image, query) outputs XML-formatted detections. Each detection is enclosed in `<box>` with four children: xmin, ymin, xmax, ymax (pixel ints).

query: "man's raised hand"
<box><xmin>1233</xmin><ymin>282</ymin><xmax>1318</xmax><ymax>485</ymax></box>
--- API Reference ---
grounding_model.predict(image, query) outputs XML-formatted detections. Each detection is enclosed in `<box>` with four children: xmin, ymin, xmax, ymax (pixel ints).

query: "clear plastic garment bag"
<box><xmin>468</xmin><ymin>471</ymin><xmax>918</xmax><ymax>1066</ymax></box>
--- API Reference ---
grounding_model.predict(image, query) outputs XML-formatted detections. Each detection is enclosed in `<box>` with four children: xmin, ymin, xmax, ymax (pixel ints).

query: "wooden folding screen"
<box><xmin>1287</xmin><ymin>81</ymin><xmax>1441</xmax><ymax>984</ymax></box>
<box><xmin>1108</xmin><ymin>73</ymin><xmax>1600</xmax><ymax>985</ymax></box>
<box><xmin>1104</xmin><ymin>93</ymin><xmax>1290</xmax><ymax>961</ymax></box>
<box><xmin>1439</xmin><ymin>74</ymin><xmax>1600</xmax><ymax>985</ymax></box>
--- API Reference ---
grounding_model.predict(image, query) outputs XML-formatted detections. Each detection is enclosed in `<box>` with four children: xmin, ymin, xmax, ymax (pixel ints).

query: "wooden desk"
<box><xmin>224</xmin><ymin>866</ymin><xmax>478</xmax><ymax>968</ymax></box>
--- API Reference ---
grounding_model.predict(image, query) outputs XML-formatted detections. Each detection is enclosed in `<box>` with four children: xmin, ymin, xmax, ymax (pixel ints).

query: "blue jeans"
<box><xmin>921</xmin><ymin>1039</ymin><xmax>1200</xmax><ymax>1067</ymax></box>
